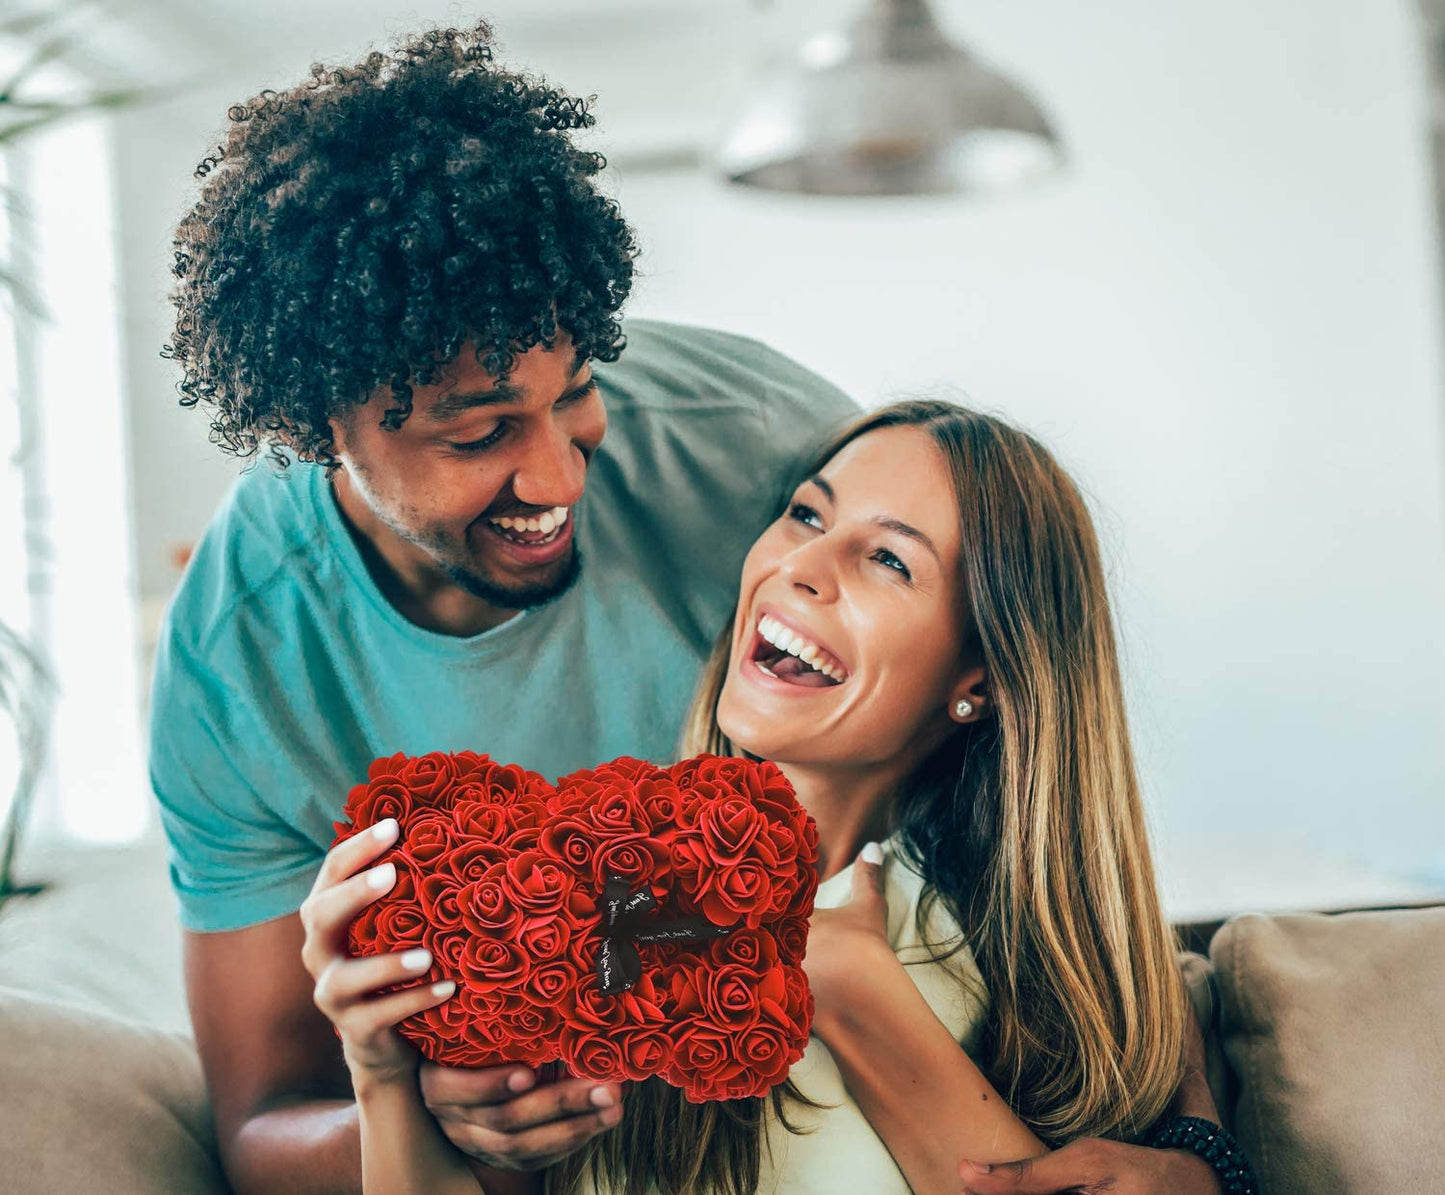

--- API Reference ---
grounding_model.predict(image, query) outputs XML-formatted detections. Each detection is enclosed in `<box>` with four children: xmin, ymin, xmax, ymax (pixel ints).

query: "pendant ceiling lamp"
<box><xmin>716</xmin><ymin>0</ymin><xmax>1063</xmax><ymax>196</ymax></box>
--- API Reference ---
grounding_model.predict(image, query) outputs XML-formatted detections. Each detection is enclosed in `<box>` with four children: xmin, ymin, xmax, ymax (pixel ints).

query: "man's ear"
<box><xmin>315</xmin><ymin>409</ymin><xmax>362</xmax><ymax>466</ymax></box>
<box><xmin>323</xmin><ymin>414</ymin><xmax>348</xmax><ymax>458</ymax></box>
<box><xmin>948</xmin><ymin>663</ymin><xmax>990</xmax><ymax>724</ymax></box>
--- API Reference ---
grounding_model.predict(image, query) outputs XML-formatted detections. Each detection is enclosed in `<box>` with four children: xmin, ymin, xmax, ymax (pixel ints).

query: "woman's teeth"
<box><xmin>757</xmin><ymin>614</ymin><xmax>848</xmax><ymax>683</ymax></box>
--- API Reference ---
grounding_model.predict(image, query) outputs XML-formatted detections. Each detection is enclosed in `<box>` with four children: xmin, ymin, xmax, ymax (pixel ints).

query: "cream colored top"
<box><xmin>574</xmin><ymin>832</ymin><xmax>990</xmax><ymax>1195</ymax></box>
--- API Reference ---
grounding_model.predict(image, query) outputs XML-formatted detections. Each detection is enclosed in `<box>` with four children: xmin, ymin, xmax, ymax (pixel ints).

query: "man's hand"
<box><xmin>960</xmin><ymin>1139</ymin><xmax>1223</xmax><ymax>1194</ymax></box>
<box><xmin>421</xmin><ymin>1061</ymin><xmax>624</xmax><ymax>1173</ymax></box>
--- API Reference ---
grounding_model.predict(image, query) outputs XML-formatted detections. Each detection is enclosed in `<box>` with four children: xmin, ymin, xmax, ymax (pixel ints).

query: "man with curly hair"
<box><xmin>151</xmin><ymin>22</ymin><xmax>857</xmax><ymax>1195</ymax></box>
<box><xmin>150</xmin><ymin>20</ymin><xmax>1224</xmax><ymax>1195</ymax></box>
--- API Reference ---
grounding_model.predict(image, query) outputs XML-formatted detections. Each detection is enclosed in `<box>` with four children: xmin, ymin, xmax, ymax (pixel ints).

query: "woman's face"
<box><xmin>717</xmin><ymin>424</ymin><xmax>978</xmax><ymax>771</ymax></box>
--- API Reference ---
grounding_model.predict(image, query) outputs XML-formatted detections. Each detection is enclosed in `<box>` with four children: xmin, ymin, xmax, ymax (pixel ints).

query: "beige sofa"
<box><xmin>1</xmin><ymin>840</ymin><xmax>1442</xmax><ymax>1194</ymax></box>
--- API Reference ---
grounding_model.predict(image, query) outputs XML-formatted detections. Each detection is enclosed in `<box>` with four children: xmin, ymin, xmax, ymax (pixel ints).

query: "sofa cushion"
<box><xmin>0</xmin><ymin>985</ymin><xmax>228</xmax><ymax>1195</ymax></box>
<box><xmin>1211</xmin><ymin>907</ymin><xmax>1445</xmax><ymax>1195</ymax></box>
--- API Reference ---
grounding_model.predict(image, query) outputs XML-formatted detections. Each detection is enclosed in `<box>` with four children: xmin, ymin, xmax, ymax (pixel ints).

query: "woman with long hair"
<box><xmin>305</xmin><ymin>400</ymin><xmax>1210</xmax><ymax>1195</ymax></box>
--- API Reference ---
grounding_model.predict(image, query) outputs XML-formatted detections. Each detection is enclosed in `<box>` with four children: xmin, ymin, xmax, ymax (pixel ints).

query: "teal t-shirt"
<box><xmin>149</xmin><ymin>320</ymin><xmax>859</xmax><ymax>932</ymax></box>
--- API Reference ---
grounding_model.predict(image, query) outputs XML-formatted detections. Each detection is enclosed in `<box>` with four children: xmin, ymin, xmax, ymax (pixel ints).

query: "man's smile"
<box><xmin>486</xmin><ymin>505</ymin><xmax>571</xmax><ymax>544</ymax></box>
<box><xmin>475</xmin><ymin>503</ymin><xmax>576</xmax><ymax>566</ymax></box>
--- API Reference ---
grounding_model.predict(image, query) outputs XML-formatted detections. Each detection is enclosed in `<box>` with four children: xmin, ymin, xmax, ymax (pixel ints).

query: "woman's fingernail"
<box><xmin>401</xmin><ymin>948</ymin><xmax>431</xmax><ymax>971</ymax></box>
<box><xmin>372</xmin><ymin>818</ymin><xmax>398</xmax><ymax>841</ymax></box>
<box><xmin>860</xmin><ymin>841</ymin><xmax>883</xmax><ymax>866</ymax></box>
<box><xmin>430</xmin><ymin>980</ymin><xmax>456</xmax><ymax>998</ymax></box>
<box><xmin>590</xmin><ymin>1086</ymin><xmax>615</xmax><ymax>1108</ymax></box>
<box><xmin>508</xmin><ymin>1069</ymin><xmax>535</xmax><ymax>1092</ymax></box>
<box><xmin>600</xmin><ymin>1104</ymin><xmax>622</xmax><ymax>1125</ymax></box>
<box><xmin>367</xmin><ymin>862</ymin><xmax>396</xmax><ymax>890</ymax></box>
<box><xmin>961</xmin><ymin>1160</ymin><xmax>992</xmax><ymax>1175</ymax></box>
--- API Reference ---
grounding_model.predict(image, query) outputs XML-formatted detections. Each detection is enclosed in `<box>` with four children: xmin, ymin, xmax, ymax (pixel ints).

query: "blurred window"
<box><xmin>3</xmin><ymin>49</ymin><xmax>147</xmax><ymax>846</ymax></box>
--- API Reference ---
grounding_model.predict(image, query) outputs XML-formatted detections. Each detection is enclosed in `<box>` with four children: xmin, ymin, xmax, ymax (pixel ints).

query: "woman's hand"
<box><xmin>803</xmin><ymin>842</ymin><xmax>895</xmax><ymax>1025</ymax></box>
<box><xmin>301</xmin><ymin>817</ymin><xmax>627</xmax><ymax>1172</ymax></box>
<box><xmin>299</xmin><ymin>817</ymin><xmax>455</xmax><ymax>1088</ymax></box>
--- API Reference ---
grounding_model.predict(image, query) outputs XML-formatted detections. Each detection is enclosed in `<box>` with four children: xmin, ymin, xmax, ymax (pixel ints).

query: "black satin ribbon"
<box><xmin>595</xmin><ymin>874</ymin><xmax>736</xmax><ymax>996</ymax></box>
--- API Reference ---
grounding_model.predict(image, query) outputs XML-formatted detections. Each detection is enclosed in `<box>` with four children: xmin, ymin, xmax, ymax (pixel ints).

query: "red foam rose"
<box><xmin>333</xmin><ymin>752</ymin><xmax>817</xmax><ymax>1102</ymax></box>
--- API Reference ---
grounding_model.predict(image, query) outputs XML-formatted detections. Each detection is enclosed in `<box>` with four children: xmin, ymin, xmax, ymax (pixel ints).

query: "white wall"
<box><xmin>112</xmin><ymin>0</ymin><xmax>1445</xmax><ymax>914</ymax></box>
<box><xmin>114</xmin><ymin>80</ymin><xmax>254</xmax><ymax>603</ymax></box>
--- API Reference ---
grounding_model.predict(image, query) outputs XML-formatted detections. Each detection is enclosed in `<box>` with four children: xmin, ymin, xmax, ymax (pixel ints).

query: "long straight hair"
<box><xmin>547</xmin><ymin>400</ymin><xmax>1187</xmax><ymax>1193</ymax></box>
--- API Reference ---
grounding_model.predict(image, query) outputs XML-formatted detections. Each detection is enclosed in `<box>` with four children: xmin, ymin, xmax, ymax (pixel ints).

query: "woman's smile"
<box><xmin>742</xmin><ymin>605</ymin><xmax>850</xmax><ymax>690</ymax></box>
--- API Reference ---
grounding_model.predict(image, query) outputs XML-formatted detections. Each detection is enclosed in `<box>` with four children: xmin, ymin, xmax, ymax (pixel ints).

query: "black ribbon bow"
<box><xmin>595</xmin><ymin>874</ymin><xmax>736</xmax><ymax>996</ymax></box>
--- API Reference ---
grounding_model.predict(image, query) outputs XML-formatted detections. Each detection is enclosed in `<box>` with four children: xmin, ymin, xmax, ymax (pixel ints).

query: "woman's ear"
<box><xmin>948</xmin><ymin>663</ymin><xmax>989</xmax><ymax>723</ymax></box>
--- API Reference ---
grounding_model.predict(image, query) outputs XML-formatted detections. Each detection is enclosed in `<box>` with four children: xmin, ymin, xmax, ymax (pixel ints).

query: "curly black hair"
<box><xmin>163</xmin><ymin>20</ymin><xmax>638</xmax><ymax>469</ymax></box>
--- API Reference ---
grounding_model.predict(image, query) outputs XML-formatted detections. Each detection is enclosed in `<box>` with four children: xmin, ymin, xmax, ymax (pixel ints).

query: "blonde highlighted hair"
<box><xmin>547</xmin><ymin>400</ymin><xmax>1188</xmax><ymax>1194</ymax></box>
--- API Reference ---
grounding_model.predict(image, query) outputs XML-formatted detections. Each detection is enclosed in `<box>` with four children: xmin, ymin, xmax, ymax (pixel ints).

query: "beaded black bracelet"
<box><xmin>1144</xmin><ymin>1115</ymin><xmax>1259</xmax><ymax>1195</ymax></box>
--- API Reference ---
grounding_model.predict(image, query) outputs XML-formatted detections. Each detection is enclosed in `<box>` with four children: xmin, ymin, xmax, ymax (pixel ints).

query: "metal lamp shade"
<box><xmin>717</xmin><ymin>0</ymin><xmax>1062</xmax><ymax>197</ymax></box>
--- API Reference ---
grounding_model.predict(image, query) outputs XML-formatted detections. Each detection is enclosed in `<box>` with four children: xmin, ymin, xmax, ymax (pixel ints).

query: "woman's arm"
<box><xmin>804</xmin><ymin>849</ymin><xmax>1044</xmax><ymax>1195</ymax></box>
<box><xmin>813</xmin><ymin>940</ymin><xmax>1044</xmax><ymax>1195</ymax></box>
<box><xmin>300</xmin><ymin>823</ymin><xmax>490</xmax><ymax>1195</ymax></box>
<box><xmin>354</xmin><ymin>1071</ymin><xmax>490</xmax><ymax>1195</ymax></box>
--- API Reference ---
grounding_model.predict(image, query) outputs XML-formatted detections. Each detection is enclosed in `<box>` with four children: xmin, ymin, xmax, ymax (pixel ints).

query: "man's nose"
<box><xmin>512</xmin><ymin>421</ymin><xmax>587</xmax><ymax>509</ymax></box>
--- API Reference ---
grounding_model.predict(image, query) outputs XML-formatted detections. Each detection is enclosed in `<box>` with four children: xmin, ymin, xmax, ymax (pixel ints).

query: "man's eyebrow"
<box><xmin>426</xmin><ymin>378</ymin><xmax>523</xmax><ymax>423</ymax></box>
<box><xmin>424</xmin><ymin>348</ymin><xmax>592</xmax><ymax>425</ymax></box>
<box><xmin>803</xmin><ymin>474</ymin><xmax>940</xmax><ymax>562</ymax></box>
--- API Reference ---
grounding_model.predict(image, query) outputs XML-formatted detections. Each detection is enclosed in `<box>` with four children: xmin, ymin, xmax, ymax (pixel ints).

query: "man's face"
<box><xmin>328</xmin><ymin>331</ymin><xmax>605</xmax><ymax>613</ymax></box>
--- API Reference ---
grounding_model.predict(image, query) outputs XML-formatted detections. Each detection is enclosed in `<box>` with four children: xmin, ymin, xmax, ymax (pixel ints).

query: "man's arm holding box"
<box><xmin>153</xmin><ymin>641</ymin><xmax>609</xmax><ymax>1194</ymax></box>
<box><xmin>183</xmin><ymin>854</ymin><xmax>621</xmax><ymax>1193</ymax></box>
<box><xmin>185</xmin><ymin>914</ymin><xmax>367</xmax><ymax>1194</ymax></box>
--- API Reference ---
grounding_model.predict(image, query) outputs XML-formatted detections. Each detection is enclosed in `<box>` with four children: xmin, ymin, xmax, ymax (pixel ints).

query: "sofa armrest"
<box><xmin>0</xmin><ymin>985</ymin><xmax>228</xmax><ymax>1195</ymax></box>
<box><xmin>1210</xmin><ymin>906</ymin><xmax>1445</xmax><ymax>1195</ymax></box>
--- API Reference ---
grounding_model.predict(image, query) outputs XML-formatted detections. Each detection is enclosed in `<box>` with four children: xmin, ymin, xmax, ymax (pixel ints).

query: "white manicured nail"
<box><xmin>431</xmin><ymin>980</ymin><xmax>456</xmax><ymax>998</ymax></box>
<box><xmin>372</xmin><ymin>818</ymin><xmax>398</xmax><ymax>841</ymax></box>
<box><xmin>401</xmin><ymin>948</ymin><xmax>431</xmax><ymax>971</ymax></box>
<box><xmin>860</xmin><ymin>841</ymin><xmax>883</xmax><ymax>866</ymax></box>
<box><xmin>367</xmin><ymin>863</ymin><xmax>396</xmax><ymax>890</ymax></box>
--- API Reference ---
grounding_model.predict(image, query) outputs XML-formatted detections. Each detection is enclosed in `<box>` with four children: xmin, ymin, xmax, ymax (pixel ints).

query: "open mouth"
<box><xmin>486</xmin><ymin>505</ymin><xmax>570</xmax><ymax>547</ymax></box>
<box><xmin>749</xmin><ymin>613</ymin><xmax>848</xmax><ymax>688</ymax></box>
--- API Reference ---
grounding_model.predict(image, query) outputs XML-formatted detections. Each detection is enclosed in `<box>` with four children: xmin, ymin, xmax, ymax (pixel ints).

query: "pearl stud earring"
<box><xmin>954</xmin><ymin>699</ymin><xmax>973</xmax><ymax>718</ymax></box>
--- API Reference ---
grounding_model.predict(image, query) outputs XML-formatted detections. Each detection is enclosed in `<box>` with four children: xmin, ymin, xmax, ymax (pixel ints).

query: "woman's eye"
<box><xmin>873</xmin><ymin>549</ymin><xmax>912</xmax><ymax>581</ymax></box>
<box><xmin>786</xmin><ymin>501</ymin><xmax>822</xmax><ymax>528</ymax></box>
<box><xmin>787</xmin><ymin>502</ymin><xmax>910</xmax><ymax>580</ymax></box>
<box><xmin>448</xmin><ymin>426</ymin><xmax>505</xmax><ymax>454</ymax></box>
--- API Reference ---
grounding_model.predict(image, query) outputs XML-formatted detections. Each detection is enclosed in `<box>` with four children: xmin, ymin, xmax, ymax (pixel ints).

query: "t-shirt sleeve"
<box><xmin>148</xmin><ymin>625</ymin><xmax>324</xmax><ymax>933</ymax></box>
<box><xmin>746</xmin><ymin>335</ymin><xmax>863</xmax><ymax>485</ymax></box>
<box><xmin>589</xmin><ymin>322</ymin><xmax>864</xmax><ymax>656</ymax></box>
<box><xmin>690</xmin><ymin>325</ymin><xmax>862</xmax><ymax>514</ymax></box>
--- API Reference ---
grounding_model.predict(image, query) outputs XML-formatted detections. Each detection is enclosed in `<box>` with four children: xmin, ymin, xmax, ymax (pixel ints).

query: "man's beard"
<box><xmin>375</xmin><ymin>499</ymin><xmax>587</xmax><ymax>613</ymax></box>
<box><xmin>442</xmin><ymin>543</ymin><xmax>585</xmax><ymax>612</ymax></box>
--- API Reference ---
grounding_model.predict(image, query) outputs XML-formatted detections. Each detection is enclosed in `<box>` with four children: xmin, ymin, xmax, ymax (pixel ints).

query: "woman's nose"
<box><xmin>779</xmin><ymin>538</ymin><xmax>837</xmax><ymax>601</ymax></box>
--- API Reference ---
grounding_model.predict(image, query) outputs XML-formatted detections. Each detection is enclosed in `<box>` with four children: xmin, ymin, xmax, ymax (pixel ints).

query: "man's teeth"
<box><xmin>488</xmin><ymin>506</ymin><xmax>570</xmax><ymax>535</ymax></box>
<box><xmin>757</xmin><ymin>614</ymin><xmax>847</xmax><ymax>682</ymax></box>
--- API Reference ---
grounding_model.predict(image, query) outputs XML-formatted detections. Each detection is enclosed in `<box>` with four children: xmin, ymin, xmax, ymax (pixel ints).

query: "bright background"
<box><xmin>5</xmin><ymin>0</ymin><xmax>1445</xmax><ymax>920</ymax></box>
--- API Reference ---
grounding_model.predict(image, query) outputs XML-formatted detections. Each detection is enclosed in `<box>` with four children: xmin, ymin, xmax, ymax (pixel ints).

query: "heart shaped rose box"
<box><xmin>333</xmin><ymin>752</ymin><xmax>819</xmax><ymax>1103</ymax></box>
